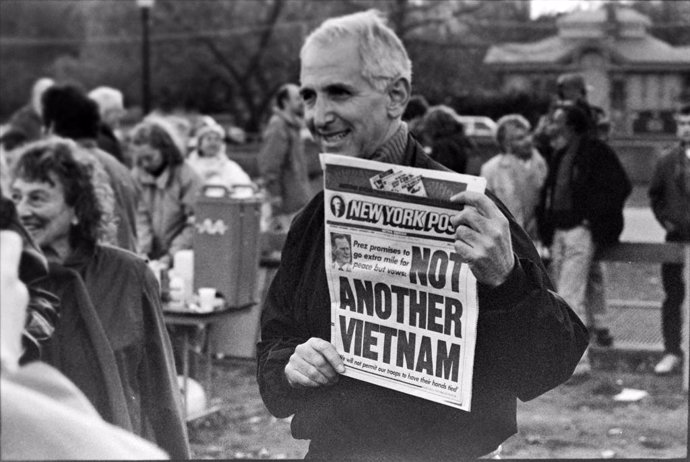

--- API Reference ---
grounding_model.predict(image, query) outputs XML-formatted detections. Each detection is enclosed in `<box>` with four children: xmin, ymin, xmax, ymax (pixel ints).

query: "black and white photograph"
<box><xmin>0</xmin><ymin>0</ymin><xmax>687</xmax><ymax>459</ymax></box>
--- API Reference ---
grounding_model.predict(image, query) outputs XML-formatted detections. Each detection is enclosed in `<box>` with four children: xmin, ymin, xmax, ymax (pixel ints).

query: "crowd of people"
<box><xmin>0</xmin><ymin>7</ymin><xmax>687</xmax><ymax>461</ymax></box>
<box><xmin>410</xmin><ymin>72</ymin><xmax>688</xmax><ymax>378</ymax></box>
<box><xmin>0</xmin><ymin>78</ymin><xmax>265</xmax><ymax>458</ymax></box>
<box><xmin>399</xmin><ymin>66</ymin><xmax>688</xmax><ymax>379</ymax></box>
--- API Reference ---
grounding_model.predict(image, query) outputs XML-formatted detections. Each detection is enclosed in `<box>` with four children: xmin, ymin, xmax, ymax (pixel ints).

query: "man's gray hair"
<box><xmin>495</xmin><ymin>114</ymin><xmax>531</xmax><ymax>150</ymax></box>
<box><xmin>300</xmin><ymin>9</ymin><xmax>412</xmax><ymax>92</ymax></box>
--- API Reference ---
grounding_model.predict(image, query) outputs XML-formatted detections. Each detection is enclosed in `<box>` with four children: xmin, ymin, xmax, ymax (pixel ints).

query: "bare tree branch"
<box><xmin>157</xmin><ymin>0</ymin><xmax>293</xmax><ymax>129</ymax></box>
<box><xmin>157</xmin><ymin>1</ymin><xmax>268</xmax><ymax>126</ymax></box>
<box><xmin>159</xmin><ymin>1</ymin><xmax>244</xmax><ymax>84</ymax></box>
<box><xmin>243</xmin><ymin>0</ymin><xmax>285</xmax><ymax>80</ymax></box>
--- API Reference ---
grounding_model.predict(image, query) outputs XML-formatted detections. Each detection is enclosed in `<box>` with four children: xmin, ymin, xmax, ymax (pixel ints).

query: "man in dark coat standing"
<box><xmin>258</xmin><ymin>83</ymin><xmax>313</xmax><ymax>232</ymax></box>
<box><xmin>539</xmin><ymin>102</ymin><xmax>631</xmax><ymax>375</ymax></box>
<box><xmin>258</xmin><ymin>10</ymin><xmax>588</xmax><ymax>461</ymax></box>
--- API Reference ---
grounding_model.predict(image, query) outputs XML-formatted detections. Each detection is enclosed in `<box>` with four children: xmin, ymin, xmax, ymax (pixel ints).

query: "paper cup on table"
<box><xmin>167</xmin><ymin>272</ymin><xmax>185</xmax><ymax>310</ymax></box>
<box><xmin>198</xmin><ymin>287</ymin><xmax>216</xmax><ymax>312</ymax></box>
<box><xmin>173</xmin><ymin>250</ymin><xmax>194</xmax><ymax>303</ymax></box>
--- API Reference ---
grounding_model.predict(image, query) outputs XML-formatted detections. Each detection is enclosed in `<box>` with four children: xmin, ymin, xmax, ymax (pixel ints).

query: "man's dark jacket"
<box><xmin>539</xmin><ymin>135</ymin><xmax>631</xmax><ymax>247</ymax></box>
<box><xmin>649</xmin><ymin>144</ymin><xmax>690</xmax><ymax>241</ymax></box>
<box><xmin>257</xmin><ymin>135</ymin><xmax>589</xmax><ymax>461</ymax></box>
<box><xmin>97</xmin><ymin>122</ymin><xmax>128</xmax><ymax>167</ymax></box>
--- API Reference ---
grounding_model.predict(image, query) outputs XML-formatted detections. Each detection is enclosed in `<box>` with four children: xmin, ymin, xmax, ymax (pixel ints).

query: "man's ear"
<box><xmin>386</xmin><ymin>77</ymin><xmax>411</xmax><ymax>119</ymax></box>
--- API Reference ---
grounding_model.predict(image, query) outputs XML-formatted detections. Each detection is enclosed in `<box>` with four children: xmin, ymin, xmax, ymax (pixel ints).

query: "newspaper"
<box><xmin>321</xmin><ymin>153</ymin><xmax>486</xmax><ymax>411</ymax></box>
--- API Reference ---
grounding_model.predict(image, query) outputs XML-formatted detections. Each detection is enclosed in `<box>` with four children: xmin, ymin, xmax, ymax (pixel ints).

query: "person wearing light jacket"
<box><xmin>187</xmin><ymin>119</ymin><xmax>253</xmax><ymax>194</ymax></box>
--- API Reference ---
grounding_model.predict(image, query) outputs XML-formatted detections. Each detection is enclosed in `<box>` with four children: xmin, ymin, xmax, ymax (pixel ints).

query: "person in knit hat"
<box><xmin>88</xmin><ymin>87</ymin><xmax>126</xmax><ymax>130</ymax></box>
<box><xmin>187</xmin><ymin>118</ymin><xmax>253</xmax><ymax>195</ymax></box>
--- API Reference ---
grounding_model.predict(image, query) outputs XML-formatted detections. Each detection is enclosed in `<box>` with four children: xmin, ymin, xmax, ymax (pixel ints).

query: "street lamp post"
<box><xmin>136</xmin><ymin>0</ymin><xmax>155</xmax><ymax>115</ymax></box>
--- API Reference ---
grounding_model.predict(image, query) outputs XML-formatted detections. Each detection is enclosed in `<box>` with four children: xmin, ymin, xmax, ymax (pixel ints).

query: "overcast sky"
<box><xmin>530</xmin><ymin>0</ymin><xmax>607</xmax><ymax>19</ymax></box>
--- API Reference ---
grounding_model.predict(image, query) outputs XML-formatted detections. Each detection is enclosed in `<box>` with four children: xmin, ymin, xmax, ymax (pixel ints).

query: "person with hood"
<box><xmin>9</xmin><ymin>138</ymin><xmax>189</xmax><ymax>458</ymax></box>
<box><xmin>187</xmin><ymin>118</ymin><xmax>253</xmax><ymax>195</ymax></box>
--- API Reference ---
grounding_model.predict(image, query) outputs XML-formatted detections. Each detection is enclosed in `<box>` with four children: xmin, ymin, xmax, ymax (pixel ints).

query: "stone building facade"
<box><xmin>484</xmin><ymin>5</ymin><xmax>690</xmax><ymax>181</ymax></box>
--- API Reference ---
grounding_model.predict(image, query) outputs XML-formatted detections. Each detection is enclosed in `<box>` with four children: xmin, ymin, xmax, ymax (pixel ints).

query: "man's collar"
<box><xmin>371</xmin><ymin>122</ymin><xmax>408</xmax><ymax>165</ymax></box>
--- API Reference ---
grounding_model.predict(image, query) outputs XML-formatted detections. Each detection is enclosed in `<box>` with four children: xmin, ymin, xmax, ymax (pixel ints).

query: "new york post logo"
<box><xmin>345</xmin><ymin>200</ymin><xmax>455</xmax><ymax>235</ymax></box>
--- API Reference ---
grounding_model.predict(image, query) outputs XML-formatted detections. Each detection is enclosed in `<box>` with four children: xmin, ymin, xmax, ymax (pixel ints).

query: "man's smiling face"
<box><xmin>299</xmin><ymin>37</ymin><xmax>397</xmax><ymax>158</ymax></box>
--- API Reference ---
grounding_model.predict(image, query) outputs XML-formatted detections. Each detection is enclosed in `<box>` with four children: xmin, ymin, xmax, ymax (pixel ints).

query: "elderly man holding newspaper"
<box><xmin>257</xmin><ymin>10</ymin><xmax>589</xmax><ymax>461</ymax></box>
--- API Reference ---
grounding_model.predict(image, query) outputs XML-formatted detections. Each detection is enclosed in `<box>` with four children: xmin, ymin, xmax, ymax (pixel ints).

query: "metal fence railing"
<box><xmin>597</xmin><ymin>242</ymin><xmax>690</xmax><ymax>391</ymax></box>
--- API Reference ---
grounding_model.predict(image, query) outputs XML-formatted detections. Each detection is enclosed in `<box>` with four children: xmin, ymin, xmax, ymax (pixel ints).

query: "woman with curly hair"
<box><xmin>10</xmin><ymin>138</ymin><xmax>189</xmax><ymax>458</ymax></box>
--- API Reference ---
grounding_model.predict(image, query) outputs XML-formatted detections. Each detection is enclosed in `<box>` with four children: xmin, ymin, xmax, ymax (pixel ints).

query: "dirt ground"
<box><xmin>186</xmin><ymin>357</ymin><xmax>687</xmax><ymax>460</ymax></box>
<box><xmin>185</xmin><ymin>258</ymin><xmax>687</xmax><ymax>460</ymax></box>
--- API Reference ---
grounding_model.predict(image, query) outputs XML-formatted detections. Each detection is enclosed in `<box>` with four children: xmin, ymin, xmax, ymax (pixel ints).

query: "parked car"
<box><xmin>454</xmin><ymin>116</ymin><xmax>500</xmax><ymax>175</ymax></box>
<box><xmin>456</xmin><ymin>115</ymin><xmax>497</xmax><ymax>138</ymax></box>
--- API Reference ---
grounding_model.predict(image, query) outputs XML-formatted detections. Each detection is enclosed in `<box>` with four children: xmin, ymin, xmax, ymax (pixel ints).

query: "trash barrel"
<box><xmin>193</xmin><ymin>184</ymin><xmax>263</xmax><ymax>357</ymax></box>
